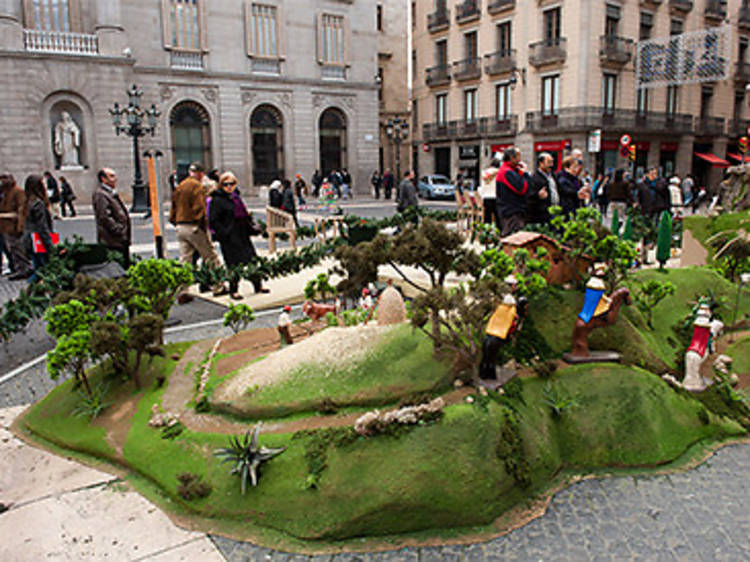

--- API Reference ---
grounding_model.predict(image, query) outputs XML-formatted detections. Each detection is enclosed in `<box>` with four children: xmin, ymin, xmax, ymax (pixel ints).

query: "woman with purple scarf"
<box><xmin>208</xmin><ymin>171</ymin><xmax>269</xmax><ymax>299</ymax></box>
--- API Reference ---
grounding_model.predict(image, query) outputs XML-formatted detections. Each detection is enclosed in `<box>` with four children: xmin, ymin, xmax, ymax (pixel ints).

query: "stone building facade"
<box><xmin>0</xmin><ymin>0</ymin><xmax>380</xmax><ymax>203</ymax></box>
<box><xmin>413</xmin><ymin>0</ymin><xmax>750</xmax><ymax>189</ymax></box>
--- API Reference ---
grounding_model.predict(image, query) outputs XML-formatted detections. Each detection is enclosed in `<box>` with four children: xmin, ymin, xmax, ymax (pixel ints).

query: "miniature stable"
<box><xmin>13</xmin><ymin>210</ymin><xmax>750</xmax><ymax>555</ymax></box>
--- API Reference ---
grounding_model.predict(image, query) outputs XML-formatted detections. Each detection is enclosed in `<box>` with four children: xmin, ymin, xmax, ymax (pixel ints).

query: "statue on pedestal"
<box><xmin>563</xmin><ymin>263</ymin><xmax>632</xmax><ymax>363</ymax></box>
<box><xmin>54</xmin><ymin>111</ymin><xmax>83</xmax><ymax>170</ymax></box>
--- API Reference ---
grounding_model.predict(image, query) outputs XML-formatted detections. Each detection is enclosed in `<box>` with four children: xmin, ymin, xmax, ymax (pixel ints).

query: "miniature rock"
<box><xmin>376</xmin><ymin>285</ymin><xmax>406</xmax><ymax>325</ymax></box>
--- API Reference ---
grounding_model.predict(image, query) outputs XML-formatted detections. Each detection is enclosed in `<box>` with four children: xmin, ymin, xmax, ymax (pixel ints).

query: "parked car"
<box><xmin>417</xmin><ymin>174</ymin><xmax>456</xmax><ymax>199</ymax></box>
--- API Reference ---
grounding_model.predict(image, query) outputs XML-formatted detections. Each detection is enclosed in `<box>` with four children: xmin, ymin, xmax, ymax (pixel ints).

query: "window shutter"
<box><xmin>68</xmin><ymin>0</ymin><xmax>82</xmax><ymax>32</ymax></box>
<box><xmin>245</xmin><ymin>1</ymin><xmax>253</xmax><ymax>56</ymax></box>
<box><xmin>161</xmin><ymin>0</ymin><xmax>171</xmax><ymax>49</ymax></box>
<box><xmin>277</xmin><ymin>2</ymin><xmax>285</xmax><ymax>59</ymax></box>
<box><xmin>316</xmin><ymin>12</ymin><xmax>324</xmax><ymax>63</ymax></box>
<box><xmin>344</xmin><ymin>15</ymin><xmax>351</xmax><ymax>66</ymax></box>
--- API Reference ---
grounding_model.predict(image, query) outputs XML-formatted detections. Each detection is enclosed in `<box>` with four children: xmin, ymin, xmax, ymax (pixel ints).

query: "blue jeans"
<box><xmin>28</xmin><ymin>253</ymin><xmax>48</xmax><ymax>283</ymax></box>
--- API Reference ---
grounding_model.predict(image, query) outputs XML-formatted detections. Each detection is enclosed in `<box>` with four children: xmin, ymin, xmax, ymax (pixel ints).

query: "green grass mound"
<box><xmin>725</xmin><ymin>335</ymin><xmax>750</xmax><ymax>375</ymax></box>
<box><xmin>210</xmin><ymin>324</ymin><xmax>452</xmax><ymax>419</ymax></box>
<box><xmin>683</xmin><ymin>211</ymin><xmax>750</xmax><ymax>257</ymax></box>
<box><xmin>19</xmin><ymin>362</ymin><xmax>744</xmax><ymax>547</ymax></box>
<box><xmin>531</xmin><ymin>267</ymin><xmax>750</xmax><ymax>372</ymax></box>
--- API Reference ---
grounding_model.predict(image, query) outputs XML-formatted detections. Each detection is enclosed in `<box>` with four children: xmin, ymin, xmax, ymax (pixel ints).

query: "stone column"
<box><xmin>0</xmin><ymin>0</ymin><xmax>23</xmax><ymax>50</ymax></box>
<box><xmin>95</xmin><ymin>0</ymin><xmax>126</xmax><ymax>56</ymax></box>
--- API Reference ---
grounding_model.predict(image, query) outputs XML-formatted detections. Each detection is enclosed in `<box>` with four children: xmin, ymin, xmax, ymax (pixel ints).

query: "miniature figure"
<box><xmin>278</xmin><ymin>305</ymin><xmax>293</xmax><ymax>346</ymax></box>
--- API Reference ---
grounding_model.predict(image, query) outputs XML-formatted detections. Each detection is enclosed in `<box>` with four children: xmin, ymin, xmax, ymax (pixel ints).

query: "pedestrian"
<box><xmin>294</xmin><ymin>173</ymin><xmax>307</xmax><ymax>207</ymax></box>
<box><xmin>668</xmin><ymin>176</ymin><xmax>683</xmax><ymax>210</ymax></box>
<box><xmin>556</xmin><ymin>156</ymin><xmax>588</xmax><ymax>217</ymax></box>
<box><xmin>636</xmin><ymin>166</ymin><xmax>665</xmax><ymax>224</ymax></box>
<box><xmin>341</xmin><ymin>168</ymin><xmax>352</xmax><ymax>199</ymax></box>
<box><xmin>169</xmin><ymin>161</ymin><xmax>224</xmax><ymax>296</ymax></box>
<box><xmin>527</xmin><ymin>152</ymin><xmax>558</xmax><ymax>226</ymax></box>
<box><xmin>311</xmin><ymin>169</ymin><xmax>322</xmax><ymax>197</ymax></box>
<box><xmin>268</xmin><ymin>179</ymin><xmax>283</xmax><ymax>208</ymax></box>
<box><xmin>168</xmin><ymin>169</ymin><xmax>178</xmax><ymax>194</ymax></box>
<box><xmin>382</xmin><ymin>168</ymin><xmax>395</xmax><ymax>200</ymax></box>
<box><xmin>281</xmin><ymin>178</ymin><xmax>298</xmax><ymax>227</ymax></box>
<box><xmin>479</xmin><ymin>156</ymin><xmax>500</xmax><ymax>225</ymax></box>
<box><xmin>93</xmin><ymin>168</ymin><xmax>132</xmax><ymax>268</ymax></box>
<box><xmin>396</xmin><ymin>170</ymin><xmax>419</xmax><ymax>213</ymax></box>
<box><xmin>682</xmin><ymin>174</ymin><xmax>694</xmax><ymax>208</ymax></box>
<box><xmin>330</xmin><ymin>169</ymin><xmax>342</xmax><ymax>199</ymax></box>
<box><xmin>593</xmin><ymin>172</ymin><xmax>609</xmax><ymax>216</ymax></box>
<box><xmin>208</xmin><ymin>171</ymin><xmax>269</xmax><ymax>299</ymax></box>
<box><xmin>22</xmin><ymin>174</ymin><xmax>54</xmax><ymax>282</ymax></box>
<box><xmin>43</xmin><ymin>171</ymin><xmax>61</xmax><ymax>219</ymax></box>
<box><xmin>370</xmin><ymin>170</ymin><xmax>382</xmax><ymax>199</ymax></box>
<box><xmin>59</xmin><ymin>176</ymin><xmax>77</xmax><ymax>217</ymax></box>
<box><xmin>0</xmin><ymin>174</ymin><xmax>32</xmax><ymax>279</ymax></box>
<box><xmin>496</xmin><ymin>147</ymin><xmax>531</xmax><ymax>236</ymax></box>
<box><xmin>606</xmin><ymin>169</ymin><xmax>634</xmax><ymax>222</ymax></box>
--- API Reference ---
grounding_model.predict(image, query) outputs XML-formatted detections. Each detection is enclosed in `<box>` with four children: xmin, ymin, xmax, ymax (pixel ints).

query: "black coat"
<box><xmin>208</xmin><ymin>189</ymin><xmax>257</xmax><ymax>267</ymax></box>
<box><xmin>527</xmin><ymin>170</ymin><xmax>552</xmax><ymax>224</ymax></box>
<box><xmin>556</xmin><ymin>170</ymin><xmax>581</xmax><ymax>217</ymax></box>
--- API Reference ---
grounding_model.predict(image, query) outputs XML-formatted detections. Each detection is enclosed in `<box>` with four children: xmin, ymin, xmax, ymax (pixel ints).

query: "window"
<box><xmin>411</xmin><ymin>48</ymin><xmax>417</xmax><ymax>85</ymax></box>
<box><xmin>464</xmin><ymin>89</ymin><xmax>478</xmax><ymax>122</ymax></box>
<box><xmin>670</xmin><ymin>19</ymin><xmax>683</xmax><ymax>36</ymax></box>
<box><xmin>734</xmin><ymin>90</ymin><xmax>745</xmax><ymax>122</ymax></box>
<box><xmin>377</xmin><ymin>4</ymin><xmax>383</xmax><ymax>31</ymax></box>
<box><xmin>319</xmin><ymin>13</ymin><xmax>346</xmax><ymax>65</ymax></box>
<box><xmin>700</xmin><ymin>86</ymin><xmax>713</xmax><ymax>118</ymax></box>
<box><xmin>436</xmin><ymin>93</ymin><xmax>447</xmax><ymax>125</ymax></box>
<box><xmin>248</xmin><ymin>3</ymin><xmax>280</xmax><ymax>58</ymax></box>
<box><xmin>636</xmin><ymin>88</ymin><xmax>649</xmax><ymax>115</ymax></box>
<box><xmin>26</xmin><ymin>0</ymin><xmax>79</xmax><ymax>32</ymax></box>
<box><xmin>464</xmin><ymin>31</ymin><xmax>477</xmax><ymax>60</ymax></box>
<box><xmin>542</xmin><ymin>75</ymin><xmax>559</xmax><ymax>116</ymax></box>
<box><xmin>378</xmin><ymin>67</ymin><xmax>383</xmax><ymax>102</ymax></box>
<box><xmin>411</xmin><ymin>2</ymin><xmax>416</xmax><ymax>28</ymax></box>
<box><xmin>496</xmin><ymin>83</ymin><xmax>511</xmax><ymax>120</ymax></box>
<box><xmin>602</xmin><ymin>74</ymin><xmax>616</xmax><ymax>114</ymax></box>
<box><xmin>739</xmin><ymin>37</ymin><xmax>748</xmax><ymax>63</ymax></box>
<box><xmin>543</xmin><ymin>8</ymin><xmax>561</xmax><ymax>44</ymax></box>
<box><xmin>639</xmin><ymin>12</ymin><xmax>653</xmax><ymax>41</ymax></box>
<box><xmin>666</xmin><ymin>85</ymin><xmax>678</xmax><ymax>116</ymax></box>
<box><xmin>164</xmin><ymin>0</ymin><xmax>203</xmax><ymax>51</ymax></box>
<box><xmin>605</xmin><ymin>4</ymin><xmax>620</xmax><ymax>37</ymax></box>
<box><xmin>497</xmin><ymin>22</ymin><xmax>511</xmax><ymax>55</ymax></box>
<box><xmin>436</xmin><ymin>39</ymin><xmax>447</xmax><ymax>66</ymax></box>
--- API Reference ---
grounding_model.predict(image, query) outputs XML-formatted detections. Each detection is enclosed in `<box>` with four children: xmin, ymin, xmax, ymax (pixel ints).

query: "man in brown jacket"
<box><xmin>169</xmin><ymin>162</ymin><xmax>223</xmax><ymax>296</ymax></box>
<box><xmin>93</xmin><ymin>168</ymin><xmax>132</xmax><ymax>268</ymax></box>
<box><xmin>0</xmin><ymin>174</ymin><xmax>32</xmax><ymax>279</ymax></box>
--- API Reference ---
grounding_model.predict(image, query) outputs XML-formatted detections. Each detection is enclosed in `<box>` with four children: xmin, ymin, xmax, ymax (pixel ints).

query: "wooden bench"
<box><xmin>266</xmin><ymin>206</ymin><xmax>297</xmax><ymax>254</ymax></box>
<box><xmin>455</xmin><ymin>191</ymin><xmax>473</xmax><ymax>239</ymax></box>
<box><xmin>314</xmin><ymin>215</ymin><xmax>346</xmax><ymax>242</ymax></box>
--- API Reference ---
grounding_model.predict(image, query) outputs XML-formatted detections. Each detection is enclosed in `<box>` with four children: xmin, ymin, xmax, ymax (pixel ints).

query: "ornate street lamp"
<box><xmin>385</xmin><ymin>117</ymin><xmax>409</xmax><ymax>180</ymax></box>
<box><xmin>109</xmin><ymin>84</ymin><xmax>161</xmax><ymax>212</ymax></box>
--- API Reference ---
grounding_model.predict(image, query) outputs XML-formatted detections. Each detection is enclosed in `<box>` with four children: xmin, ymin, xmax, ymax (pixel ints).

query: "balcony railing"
<box><xmin>599</xmin><ymin>35</ymin><xmax>633</xmax><ymax>65</ymax></box>
<box><xmin>321</xmin><ymin>64</ymin><xmax>347</xmax><ymax>80</ymax></box>
<box><xmin>639</xmin><ymin>0</ymin><xmax>663</xmax><ymax>4</ymax></box>
<box><xmin>170</xmin><ymin>50</ymin><xmax>204</xmax><ymax>70</ymax></box>
<box><xmin>482</xmin><ymin>115</ymin><xmax>518</xmax><ymax>135</ymax></box>
<box><xmin>428</xmin><ymin>8</ymin><xmax>450</xmax><ymax>32</ymax></box>
<box><xmin>423</xmin><ymin>121</ymin><xmax>457</xmax><ymax>140</ymax></box>
<box><xmin>457</xmin><ymin>118</ymin><xmax>482</xmax><ymax>137</ymax></box>
<box><xmin>704</xmin><ymin>0</ymin><xmax>727</xmax><ymax>20</ymax></box>
<box><xmin>728</xmin><ymin>118</ymin><xmax>750</xmax><ymax>137</ymax></box>
<box><xmin>23</xmin><ymin>29</ymin><xmax>98</xmax><ymax>55</ymax></box>
<box><xmin>426</xmin><ymin>64</ymin><xmax>451</xmax><ymax>86</ymax></box>
<box><xmin>528</xmin><ymin>37</ymin><xmax>567</xmax><ymax>67</ymax></box>
<box><xmin>740</xmin><ymin>6</ymin><xmax>750</xmax><ymax>29</ymax></box>
<box><xmin>669</xmin><ymin>0</ymin><xmax>693</xmax><ymax>12</ymax></box>
<box><xmin>736</xmin><ymin>62</ymin><xmax>750</xmax><ymax>83</ymax></box>
<box><xmin>456</xmin><ymin>0</ymin><xmax>480</xmax><ymax>23</ymax></box>
<box><xmin>488</xmin><ymin>0</ymin><xmax>516</xmax><ymax>14</ymax></box>
<box><xmin>252</xmin><ymin>58</ymin><xmax>281</xmax><ymax>75</ymax></box>
<box><xmin>484</xmin><ymin>49</ymin><xmax>516</xmax><ymax>75</ymax></box>
<box><xmin>423</xmin><ymin>116</ymin><xmax>518</xmax><ymax>141</ymax></box>
<box><xmin>694</xmin><ymin>116</ymin><xmax>725</xmax><ymax>136</ymax></box>
<box><xmin>452</xmin><ymin>57</ymin><xmax>482</xmax><ymax>81</ymax></box>
<box><xmin>524</xmin><ymin>106</ymin><xmax>693</xmax><ymax>133</ymax></box>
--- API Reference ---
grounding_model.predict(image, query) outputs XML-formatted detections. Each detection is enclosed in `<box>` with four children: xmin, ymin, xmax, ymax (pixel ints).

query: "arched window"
<box><xmin>319</xmin><ymin>107</ymin><xmax>347</xmax><ymax>176</ymax></box>
<box><xmin>170</xmin><ymin>101</ymin><xmax>211</xmax><ymax>180</ymax></box>
<box><xmin>250</xmin><ymin>104</ymin><xmax>284</xmax><ymax>186</ymax></box>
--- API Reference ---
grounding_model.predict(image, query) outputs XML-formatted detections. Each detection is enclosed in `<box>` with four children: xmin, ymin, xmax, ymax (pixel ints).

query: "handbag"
<box><xmin>31</xmin><ymin>232</ymin><xmax>60</xmax><ymax>254</ymax></box>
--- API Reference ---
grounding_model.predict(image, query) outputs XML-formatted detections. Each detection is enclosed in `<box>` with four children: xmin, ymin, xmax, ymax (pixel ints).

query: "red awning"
<box><xmin>727</xmin><ymin>153</ymin><xmax>750</xmax><ymax>162</ymax></box>
<box><xmin>694</xmin><ymin>152</ymin><xmax>730</xmax><ymax>168</ymax></box>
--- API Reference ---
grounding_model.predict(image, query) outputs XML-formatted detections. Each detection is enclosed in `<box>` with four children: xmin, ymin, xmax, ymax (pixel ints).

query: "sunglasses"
<box><xmin>222</xmin><ymin>181</ymin><xmax>237</xmax><ymax>186</ymax></box>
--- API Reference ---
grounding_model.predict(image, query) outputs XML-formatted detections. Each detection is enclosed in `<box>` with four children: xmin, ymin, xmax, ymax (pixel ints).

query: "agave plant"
<box><xmin>214</xmin><ymin>423</ymin><xmax>286</xmax><ymax>494</ymax></box>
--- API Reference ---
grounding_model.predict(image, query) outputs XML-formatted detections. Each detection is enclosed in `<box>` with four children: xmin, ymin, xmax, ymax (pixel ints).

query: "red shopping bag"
<box><xmin>31</xmin><ymin>232</ymin><xmax>60</xmax><ymax>254</ymax></box>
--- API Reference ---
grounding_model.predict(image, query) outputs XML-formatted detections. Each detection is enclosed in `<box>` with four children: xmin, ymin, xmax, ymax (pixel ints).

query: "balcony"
<box><xmin>452</xmin><ymin>57</ymin><xmax>482</xmax><ymax>81</ymax></box>
<box><xmin>740</xmin><ymin>6</ymin><xmax>750</xmax><ymax>30</ymax></box>
<box><xmin>728</xmin><ymin>119</ymin><xmax>750</xmax><ymax>137</ymax></box>
<box><xmin>456</xmin><ymin>0</ymin><xmax>480</xmax><ymax>24</ymax></box>
<box><xmin>422</xmin><ymin>116</ymin><xmax>517</xmax><ymax>141</ymax></box>
<box><xmin>528</xmin><ymin>37</ymin><xmax>567</xmax><ymax>67</ymax></box>
<box><xmin>524</xmin><ymin>106</ymin><xmax>693</xmax><ymax>134</ymax></box>
<box><xmin>426</xmin><ymin>64</ymin><xmax>451</xmax><ymax>86</ymax></box>
<box><xmin>736</xmin><ymin>62</ymin><xmax>750</xmax><ymax>83</ymax></box>
<box><xmin>599</xmin><ymin>35</ymin><xmax>633</xmax><ymax>66</ymax></box>
<box><xmin>484</xmin><ymin>49</ymin><xmax>516</xmax><ymax>75</ymax></box>
<box><xmin>639</xmin><ymin>0</ymin><xmax>663</xmax><ymax>4</ymax></box>
<box><xmin>669</xmin><ymin>0</ymin><xmax>693</xmax><ymax>13</ymax></box>
<box><xmin>170</xmin><ymin>50</ymin><xmax>204</xmax><ymax>70</ymax></box>
<box><xmin>704</xmin><ymin>0</ymin><xmax>727</xmax><ymax>21</ymax></box>
<box><xmin>482</xmin><ymin>115</ymin><xmax>518</xmax><ymax>135</ymax></box>
<box><xmin>457</xmin><ymin>118</ymin><xmax>483</xmax><ymax>138</ymax></box>
<box><xmin>488</xmin><ymin>0</ymin><xmax>516</xmax><ymax>15</ymax></box>
<box><xmin>423</xmin><ymin>121</ymin><xmax>457</xmax><ymax>141</ymax></box>
<box><xmin>427</xmin><ymin>8</ymin><xmax>450</xmax><ymax>32</ymax></box>
<box><xmin>694</xmin><ymin>116</ymin><xmax>725</xmax><ymax>136</ymax></box>
<box><xmin>23</xmin><ymin>29</ymin><xmax>98</xmax><ymax>56</ymax></box>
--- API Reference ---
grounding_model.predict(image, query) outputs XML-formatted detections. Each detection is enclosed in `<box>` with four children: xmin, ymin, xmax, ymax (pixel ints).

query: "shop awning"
<box><xmin>694</xmin><ymin>152</ymin><xmax>730</xmax><ymax>168</ymax></box>
<box><xmin>727</xmin><ymin>153</ymin><xmax>750</xmax><ymax>163</ymax></box>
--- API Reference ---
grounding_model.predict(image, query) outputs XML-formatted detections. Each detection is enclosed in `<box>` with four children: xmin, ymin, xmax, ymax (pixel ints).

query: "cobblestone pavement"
<box><xmin>208</xmin><ymin>443</ymin><xmax>750</xmax><ymax>561</ymax></box>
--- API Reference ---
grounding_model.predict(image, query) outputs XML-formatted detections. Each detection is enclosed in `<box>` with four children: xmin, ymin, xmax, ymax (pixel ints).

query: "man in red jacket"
<box><xmin>495</xmin><ymin>147</ymin><xmax>531</xmax><ymax>236</ymax></box>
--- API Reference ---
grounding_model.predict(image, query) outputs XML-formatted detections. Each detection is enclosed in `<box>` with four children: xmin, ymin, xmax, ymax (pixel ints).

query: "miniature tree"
<box><xmin>633</xmin><ymin>279</ymin><xmax>676</xmax><ymax>329</ymax></box>
<box><xmin>129</xmin><ymin>259</ymin><xmax>194</xmax><ymax>320</ymax></box>
<box><xmin>223</xmin><ymin>303</ymin><xmax>256</xmax><ymax>334</ymax></box>
<box><xmin>622</xmin><ymin>215</ymin><xmax>634</xmax><ymax>241</ymax></box>
<box><xmin>304</xmin><ymin>273</ymin><xmax>337</xmax><ymax>301</ymax></box>
<box><xmin>610</xmin><ymin>207</ymin><xmax>620</xmax><ymax>236</ymax></box>
<box><xmin>656</xmin><ymin>211</ymin><xmax>673</xmax><ymax>269</ymax></box>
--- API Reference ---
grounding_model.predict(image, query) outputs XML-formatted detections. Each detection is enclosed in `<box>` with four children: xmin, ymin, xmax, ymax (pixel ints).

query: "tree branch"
<box><xmin>387</xmin><ymin>261</ymin><xmax>427</xmax><ymax>293</ymax></box>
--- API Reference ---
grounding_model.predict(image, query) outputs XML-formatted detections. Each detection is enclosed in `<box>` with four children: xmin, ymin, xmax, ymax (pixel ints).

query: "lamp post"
<box><xmin>385</xmin><ymin>117</ymin><xmax>409</xmax><ymax>180</ymax></box>
<box><xmin>109</xmin><ymin>84</ymin><xmax>161</xmax><ymax>212</ymax></box>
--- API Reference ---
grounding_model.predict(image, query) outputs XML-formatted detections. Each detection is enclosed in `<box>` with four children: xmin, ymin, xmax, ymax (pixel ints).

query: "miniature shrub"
<box><xmin>223</xmin><ymin>303</ymin><xmax>256</xmax><ymax>334</ymax></box>
<box><xmin>176</xmin><ymin>473</ymin><xmax>212</xmax><ymax>501</ymax></box>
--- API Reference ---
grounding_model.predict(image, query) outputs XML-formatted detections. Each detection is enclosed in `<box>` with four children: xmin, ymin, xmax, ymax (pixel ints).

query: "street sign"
<box><xmin>422</xmin><ymin>143</ymin><xmax>430</xmax><ymax>152</ymax></box>
<box><xmin>588</xmin><ymin>129</ymin><xmax>601</xmax><ymax>153</ymax></box>
<box><xmin>620</xmin><ymin>134</ymin><xmax>631</xmax><ymax>146</ymax></box>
